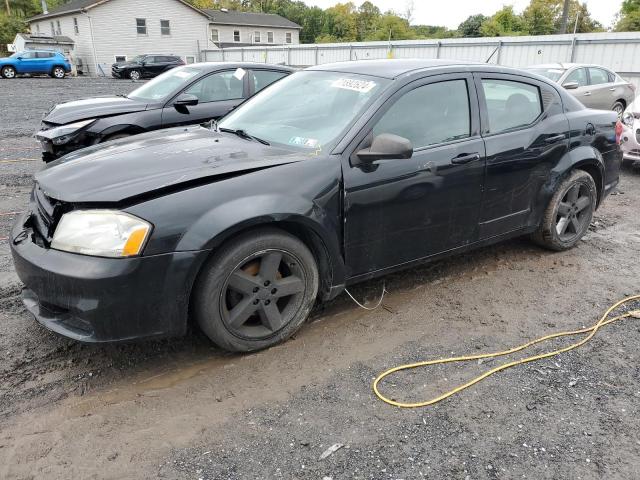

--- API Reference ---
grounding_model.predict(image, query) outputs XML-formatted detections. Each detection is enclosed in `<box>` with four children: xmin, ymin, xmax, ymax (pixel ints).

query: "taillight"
<box><xmin>616</xmin><ymin>120</ymin><xmax>623</xmax><ymax>145</ymax></box>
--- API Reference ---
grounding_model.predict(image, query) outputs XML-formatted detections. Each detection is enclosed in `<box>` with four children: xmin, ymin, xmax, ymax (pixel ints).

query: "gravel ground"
<box><xmin>1</xmin><ymin>77</ymin><xmax>640</xmax><ymax>479</ymax></box>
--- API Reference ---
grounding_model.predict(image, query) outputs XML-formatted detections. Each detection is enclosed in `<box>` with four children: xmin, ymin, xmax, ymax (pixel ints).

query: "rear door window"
<box><xmin>36</xmin><ymin>52</ymin><xmax>54</xmax><ymax>58</ymax></box>
<box><xmin>481</xmin><ymin>79</ymin><xmax>542</xmax><ymax>134</ymax></box>
<box><xmin>588</xmin><ymin>67</ymin><xmax>610</xmax><ymax>85</ymax></box>
<box><xmin>251</xmin><ymin>70</ymin><xmax>288</xmax><ymax>93</ymax></box>
<box><xmin>373</xmin><ymin>79</ymin><xmax>471</xmax><ymax>149</ymax></box>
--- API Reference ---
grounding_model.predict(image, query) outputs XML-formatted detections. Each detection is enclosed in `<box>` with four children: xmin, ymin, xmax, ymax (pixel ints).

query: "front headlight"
<box><xmin>38</xmin><ymin>119</ymin><xmax>95</xmax><ymax>145</ymax></box>
<box><xmin>622</xmin><ymin>111</ymin><xmax>635</xmax><ymax>127</ymax></box>
<box><xmin>51</xmin><ymin>210</ymin><xmax>152</xmax><ymax>258</ymax></box>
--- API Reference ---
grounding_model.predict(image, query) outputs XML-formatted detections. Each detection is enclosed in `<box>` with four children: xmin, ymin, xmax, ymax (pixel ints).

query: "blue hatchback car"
<box><xmin>0</xmin><ymin>50</ymin><xmax>71</xmax><ymax>79</ymax></box>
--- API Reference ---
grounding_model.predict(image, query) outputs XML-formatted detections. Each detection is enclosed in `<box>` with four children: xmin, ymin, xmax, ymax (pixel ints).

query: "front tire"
<box><xmin>193</xmin><ymin>228</ymin><xmax>319</xmax><ymax>352</ymax></box>
<box><xmin>51</xmin><ymin>66</ymin><xmax>66</xmax><ymax>79</ymax></box>
<box><xmin>532</xmin><ymin>170</ymin><xmax>597</xmax><ymax>251</ymax></box>
<box><xmin>1</xmin><ymin>65</ymin><xmax>16</xmax><ymax>79</ymax></box>
<box><xmin>128</xmin><ymin>69</ymin><xmax>141</xmax><ymax>81</ymax></box>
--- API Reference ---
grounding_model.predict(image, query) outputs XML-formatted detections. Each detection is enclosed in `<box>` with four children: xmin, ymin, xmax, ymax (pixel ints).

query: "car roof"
<box><xmin>307</xmin><ymin>59</ymin><xmax>480</xmax><ymax>79</ymax></box>
<box><xmin>527</xmin><ymin>63</ymin><xmax>611</xmax><ymax>70</ymax></box>
<box><xmin>186</xmin><ymin>61</ymin><xmax>295</xmax><ymax>73</ymax></box>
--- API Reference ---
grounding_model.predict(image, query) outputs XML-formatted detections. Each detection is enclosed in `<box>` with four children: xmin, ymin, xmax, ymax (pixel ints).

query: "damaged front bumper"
<box><xmin>10</xmin><ymin>212</ymin><xmax>209</xmax><ymax>342</ymax></box>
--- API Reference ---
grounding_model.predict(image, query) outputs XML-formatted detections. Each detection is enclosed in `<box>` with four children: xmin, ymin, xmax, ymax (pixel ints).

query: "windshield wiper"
<box><xmin>116</xmin><ymin>94</ymin><xmax>128</xmax><ymax>99</ymax></box>
<box><xmin>218</xmin><ymin>127</ymin><xmax>270</xmax><ymax>146</ymax></box>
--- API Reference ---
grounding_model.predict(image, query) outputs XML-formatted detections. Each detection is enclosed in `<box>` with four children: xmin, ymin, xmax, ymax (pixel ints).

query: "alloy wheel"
<box><xmin>53</xmin><ymin>67</ymin><xmax>65</xmax><ymax>78</ymax></box>
<box><xmin>220</xmin><ymin>249</ymin><xmax>307</xmax><ymax>340</ymax></box>
<box><xmin>3</xmin><ymin>67</ymin><xmax>15</xmax><ymax>78</ymax></box>
<box><xmin>555</xmin><ymin>183</ymin><xmax>592</xmax><ymax>242</ymax></box>
<box><xmin>129</xmin><ymin>70</ymin><xmax>140</xmax><ymax>81</ymax></box>
<box><xmin>613</xmin><ymin>103</ymin><xmax>624</xmax><ymax>119</ymax></box>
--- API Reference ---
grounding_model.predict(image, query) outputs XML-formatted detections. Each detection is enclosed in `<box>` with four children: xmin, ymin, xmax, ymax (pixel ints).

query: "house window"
<box><xmin>254</xmin><ymin>31</ymin><xmax>260</xmax><ymax>43</ymax></box>
<box><xmin>185</xmin><ymin>56</ymin><xmax>195</xmax><ymax>64</ymax></box>
<box><xmin>136</xmin><ymin>18</ymin><xmax>147</xmax><ymax>35</ymax></box>
<box><xmin>285</xmin><ymin>32</ymin><xmax>292</xmax><ymax>43</ymax></box>
<box><xmin>73</xmin><ymin>17</ymin><xmax>79</xmax><ymax>34</ymax></box>
<box><xmin>114</xmin><ymin>55</ymin><xmax>127</xmax><ymax>63</ymax></box>
<box><xmin>210</xmin><ymin>28</ymin><xmax>219</xmax><ymax>42</ymax></box>
<box><xmin>36</xmin><ymin>24</ymin><xmax>41</xmax><ymax>34</ymax></box>
<box><xmin>50</xmin><ymin>21</ymin><xmax>55</xmax><ymax>35</ymax></box>
<box><xmin>233</xmin><ymin>30</ymin><xmax>240</xmax><ymax>42</ymax></box>
<box><xmin>56</xmin><ymin>20</ymin><xmax>61</xmax><ymax>35</ymax></box>
<box><xmin>160</xmin><ymin>19</ymin><xmax>170</xmax><ymax>36</ymax></box>
<box><xmin>267</xmin><ymin>31</ymin><xmax>274</xmax><ymax>43</ymax></box>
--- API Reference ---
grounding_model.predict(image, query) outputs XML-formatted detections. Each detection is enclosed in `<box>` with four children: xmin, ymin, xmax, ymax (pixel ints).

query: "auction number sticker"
<box><xmin>289</xmin><ymin>136</ymin><xmax>320</xmax><ymax>148</ymax></box>
<box><xmin>331</xmin><ymin>78</ymin><xmax>376</xmax><ymax>93</ymax></box>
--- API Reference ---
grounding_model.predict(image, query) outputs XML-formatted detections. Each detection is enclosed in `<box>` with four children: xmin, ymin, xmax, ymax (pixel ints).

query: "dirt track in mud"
<box><xmin>1</xmin><ymin>78</ymin><xmax>640</xmax><ymax>479</ymax></box>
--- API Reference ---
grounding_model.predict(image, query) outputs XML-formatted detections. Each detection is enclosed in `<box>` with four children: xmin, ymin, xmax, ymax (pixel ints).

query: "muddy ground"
<box><xmin>1</xmin><ymin>77</ymin><xmax>640</xmax><ymax>479</ymax></box>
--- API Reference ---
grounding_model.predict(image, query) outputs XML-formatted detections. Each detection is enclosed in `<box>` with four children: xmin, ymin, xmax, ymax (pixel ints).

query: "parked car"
<box><xmin>525</xmin><ymin>63</ymin><xmax>635</xmax><ymax>117</ymax></box>
<box><xmin>36</xmin><ymin>62</ymin><xmax>294</xmax><ymax>161</ymax></box>
<box><xmin>111</xmin><ymin>54</ymin><xmax>184</xmax><ymax>80</ymax></box>
<box><xmin>0</xmin><ymin>50</ymin><xmax>71</xmax><ymax>79</ymax></box>
<box><xmin>11</xmin><ymin>59</ymin><xmax>622</xmax><ymax>351</ymax></box>
<box><xmin>620</xmin><ymin>100</ymin><xmax>640</xmax><ymax>164</ymax></box>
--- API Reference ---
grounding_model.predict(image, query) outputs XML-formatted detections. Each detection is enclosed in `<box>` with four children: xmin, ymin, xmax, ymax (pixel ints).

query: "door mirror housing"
<box><xmin>174</xmin><ymin>93</ymin><xmax>199</xmax><ymax>107</ymax></box>
<box><xmin>356</xmin><ymin>133</ymin><xmax>413</xmax><ymax>163</ymax></box>
<box><xmin>562</xmin><ymin>81</ymin><xmax>579</xmax><ymax>90</ymax></box>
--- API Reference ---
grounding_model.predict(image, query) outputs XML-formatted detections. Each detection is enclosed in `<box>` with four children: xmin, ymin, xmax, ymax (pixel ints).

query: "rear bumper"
<box><xmin>10</xmin><ymin>213</ymin><xmax>210</xmax><ymax>342</ymax></box>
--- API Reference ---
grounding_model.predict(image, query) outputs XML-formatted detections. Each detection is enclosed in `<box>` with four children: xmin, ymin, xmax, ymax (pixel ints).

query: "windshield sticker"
<box><xmin>331</xmin><ymin>78</ymin><xmax>376</xmax><ymax>93</ymax></box>
<box><xmin>233</xmin><ymin>67</ymin><xmax>247</xmax><ymax>80</ymax></box>
<box><xmin>289</xmin><ymin>136</ymin><xmax>319</xmax><ymax>148</ymax></box>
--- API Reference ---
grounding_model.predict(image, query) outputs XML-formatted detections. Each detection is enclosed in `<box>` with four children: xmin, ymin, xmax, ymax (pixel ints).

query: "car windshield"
<box><xmin>526</xmin><ymin>67</ymin><xmax>566</xmax><ymax>82</ymax></box>
<box><xmin>128</xmin><ymin>66</ymin><xmax>201</xmax><ymax>101</ymax></box>
<box><xmin>9</xmin><ymin>52</ymin><xmax>22</xmax><ymax>58</ymax></box>
<box><xmin>218</xmin><ymin>71</ymin><xmax>390</xmax><ymax>151</ymax></box>
<box><xmin>131</xmin><ymin>55</ymin><xmax>145</xmax><ymax>63</ymax></box>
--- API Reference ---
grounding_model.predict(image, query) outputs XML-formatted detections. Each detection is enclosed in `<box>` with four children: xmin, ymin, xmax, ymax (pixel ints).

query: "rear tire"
<box><xmin>193</xmin><ymin>228</ymin><xmax>319</xmax><ymax>352</ymax></box>
<box><xmin>531</xmin><ymin>170</ymin><xmax>597</xmax><ymax>251</ymax></box>
<box><xmin>128</xmin><ymin>69</ymin><xmax>141</xmax><ymax>81</ymax></box>
<box><xmin>612</xmin><ymin>101</ymin><xmax>625</xmax><ymax>119</ymax></box>
<box><xmin>51</xmin><ymin>66</ymin><xmax>66</xmax><ymax>79</ymax></box>
<box><xmin>1</xmin><ymin>65</ymin><xmax>16</xmax><ymax>79</ymax></box>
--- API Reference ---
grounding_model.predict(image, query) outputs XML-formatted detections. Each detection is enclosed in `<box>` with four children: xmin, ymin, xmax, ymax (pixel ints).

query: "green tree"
<box><xmin>457</xmin><ymin>14</ymin><xmax>487</xmax><ymax>37</ymax></box>
<box><xmin>522</xmin><ymin>0</ymin><xmax>559</xmax><ymax>35</ymax></box>
<box><xmin>480</xmin><ymin>6</ymin><xmax>527</xmax><ymax>36</ymax></box>
<box><xmin>356</xmin><ymin>1</ymin><xmax>380</xmax><ymax>41</ymax></box>
<box><xmin>364</xmin><ymin>13</ymin><xmax>415</xmax><ymax>41</ymax></box>
<box><xmin>320</xmin><ymin>2</ymin><xmax>357</xmax><ymax>41</ymax></box>
<box><xmin>616</xmin><ymin>0</ymin><xmax>640</xmax><ymax>31</ymax></box>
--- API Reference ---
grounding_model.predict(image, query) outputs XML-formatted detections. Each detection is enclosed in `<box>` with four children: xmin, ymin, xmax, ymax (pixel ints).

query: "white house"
<box><xmin>27</xmin><ymin>0</ymin><xmax>301</xmax><ymax>76</ymax></box>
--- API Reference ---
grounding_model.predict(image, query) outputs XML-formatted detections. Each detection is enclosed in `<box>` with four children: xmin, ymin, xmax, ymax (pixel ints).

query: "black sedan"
<box><xmin>111</xmin><ymin>54</ymin><xmax>184</xmax><ymax>80</ymax></box>
<box><xmin>12</xmin><ymin>60</ymin><xmax>622</xmax><ymax>352</ymax></box>
<box><xmin>36</xmin><ymin>62</ymin><xmax>294</xmax><ymax>161</ymax></box>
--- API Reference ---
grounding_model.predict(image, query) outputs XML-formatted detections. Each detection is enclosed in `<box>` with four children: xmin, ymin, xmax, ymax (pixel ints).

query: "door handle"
<box><xmin>583</xmin><ymin>91</ymin><xmax>591</xmax><ymax>96</ymax></box>
<box><xmin>609</xmin><ymin>87</ymin><xmax>616</xmax><ymax>91</ymax></box>
<box><xmin>451</xmin><ymin>153</ymin><xmax>480</xmax><ymax>165</ymax></box>
<box><xmin>545</xmin><ymin>134</ymin><xmax>566</xmax><ymax>144</ymax></box>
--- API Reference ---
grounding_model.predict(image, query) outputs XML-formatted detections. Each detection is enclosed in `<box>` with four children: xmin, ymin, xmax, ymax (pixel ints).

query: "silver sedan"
<box><xmin>525</xmin><ymin>63</ymin><xmax>635</xmax><ymax>117</ymax></box>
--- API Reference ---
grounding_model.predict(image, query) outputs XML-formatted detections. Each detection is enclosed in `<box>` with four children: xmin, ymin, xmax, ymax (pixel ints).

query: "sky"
<box><xmin>304</xmin><ymin>0</ymin><xmax>622</xmax><ymax>31</ymax></box>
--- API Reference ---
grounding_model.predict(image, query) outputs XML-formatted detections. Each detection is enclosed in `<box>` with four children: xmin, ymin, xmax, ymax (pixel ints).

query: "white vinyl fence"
<box><xmin>201</xmin><ymin>32</ymin><xmax>640</xmax><ymax>90</ymax></box>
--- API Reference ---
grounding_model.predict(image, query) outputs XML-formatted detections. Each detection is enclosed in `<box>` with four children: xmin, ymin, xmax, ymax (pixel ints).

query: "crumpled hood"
<box><xmin>36</xmin><ymin>126</ymin><xmax>307</xmax><ymax>203</ymax></box>
<box><xmin>43</xmin><ymin>96</ymin><xmax>149</xmax><ymax>125</ymax></box>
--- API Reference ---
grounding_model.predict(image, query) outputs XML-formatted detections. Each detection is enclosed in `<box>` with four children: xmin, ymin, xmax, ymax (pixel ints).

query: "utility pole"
<box><xmin>559</xmin><ymin>0</ymin><xmax>570</xmax><ymax>33</ymax></box>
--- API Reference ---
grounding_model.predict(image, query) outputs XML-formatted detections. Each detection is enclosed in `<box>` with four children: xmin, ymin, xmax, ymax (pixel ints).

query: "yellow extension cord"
<box><xmin>373</xmin><ymin>294</ymin><xmax>640</xmax><ymax>408</ymax></box>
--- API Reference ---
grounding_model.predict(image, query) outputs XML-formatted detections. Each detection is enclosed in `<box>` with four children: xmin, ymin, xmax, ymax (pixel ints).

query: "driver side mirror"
<box><xmin>562</xmin><ymin>81</ymin><xmax>579</xmax><ymax>90</ymax></box>
<box><xmin>174</xmin><ymin>93</ymin><xmax>199</xmax><ymax>107</ymax></box>
<box><xmin>356</xmin><ymin>133</ymin><xmax>413</xmax><ymax>163</ymax></box>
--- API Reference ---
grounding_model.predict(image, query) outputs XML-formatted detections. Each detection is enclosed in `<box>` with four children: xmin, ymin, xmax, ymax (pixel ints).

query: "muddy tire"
<box><xmin>532</xmin><ymin>170</ymin><xmax>597</xmax><ymax>251</ymax></box>
<box><xmin>193</xmin><ymin>228</ymin><xmax>319</xmax><ymax>352</ymax></box>
<box><xmin>1</xmin><ymin>65</ymin><xmax>16</xmax><ymax>79</ymax></box>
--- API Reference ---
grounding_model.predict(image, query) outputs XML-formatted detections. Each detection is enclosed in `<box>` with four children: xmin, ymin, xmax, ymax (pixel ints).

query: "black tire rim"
<box><xmin>555</xmin><ymin>182</ymin><xmax>592</xmax><ymax>242</ymax></box>
<box><xmin>219</xmin><ymin>249</ymin><xmax>307</xmax><ymax>340</ymax></box>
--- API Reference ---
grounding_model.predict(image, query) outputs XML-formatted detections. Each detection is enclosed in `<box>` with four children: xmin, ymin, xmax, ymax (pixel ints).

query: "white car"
<box><xmin>620</xmin><ymin>100</ymin><xmax>640</xmax><ymax>163</ymax></box>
